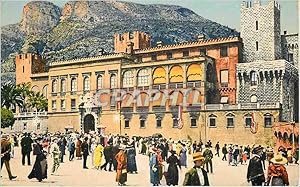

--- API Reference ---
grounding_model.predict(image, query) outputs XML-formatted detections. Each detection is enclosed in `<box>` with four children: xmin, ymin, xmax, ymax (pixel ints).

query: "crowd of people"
<box><xmin>1</xmin><ymin>131</ymin><xmax>298</xmax><ymax>186</ymax></box>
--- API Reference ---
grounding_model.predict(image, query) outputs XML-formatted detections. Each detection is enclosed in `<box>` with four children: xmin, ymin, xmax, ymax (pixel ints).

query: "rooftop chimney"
<box><xmin>156</xmin><ymin>41</ymin><xmax>163</xmax><ymax>47</ymax></box>
<box><xmin>284</xmin><ymin>30</ymin><xmax>287</xmax><ymax>35</ymax></box>
<box><xmin>197</xmin><ymin>34</ymin><xmax>205</xmax><ymax>41</ymax></box>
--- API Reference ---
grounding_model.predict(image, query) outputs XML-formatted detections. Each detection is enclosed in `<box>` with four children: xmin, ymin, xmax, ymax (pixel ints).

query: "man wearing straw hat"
<box><xmin>265</xmin><ymin>154</ymin><xmax>289</xmax><ymax>186</ymax></box>
<box><xmin>183</xmin><ymin>152</ymin><xmax>209</xmax><ymax>186</ymax></box>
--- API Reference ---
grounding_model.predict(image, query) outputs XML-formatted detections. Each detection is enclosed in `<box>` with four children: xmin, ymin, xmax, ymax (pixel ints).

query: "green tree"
<box><xmin>1</xmin><ymin>108</ymin><xmax>15</xmax><ymax>128</ymax></box>
<box><xmin>1</xmin><ymin>83</ymin><xmax>24</xmax><ymax>110</ymax></box>
<box><xmin>27</xmin><ymin>91</ymin><xmax>48</xmax><ymax>112</ymax></box>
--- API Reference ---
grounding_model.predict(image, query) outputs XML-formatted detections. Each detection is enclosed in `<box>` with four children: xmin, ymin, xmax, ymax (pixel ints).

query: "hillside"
<box><xmin>1</xmin><ymin>0</ymin><xmax>238</xmax><ymax>84</ymax></box>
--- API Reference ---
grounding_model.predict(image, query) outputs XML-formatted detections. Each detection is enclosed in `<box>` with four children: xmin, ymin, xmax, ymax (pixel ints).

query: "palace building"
<box><xmin>13</xmin><ymin>0</ymin><xmax>298</xmax><ymax>146</ymax></box>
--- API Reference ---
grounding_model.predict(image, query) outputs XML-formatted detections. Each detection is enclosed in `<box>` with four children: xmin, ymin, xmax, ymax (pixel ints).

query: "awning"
<box><xmin>220</xmin><ymin>97</ymin><xmax>228</xmax><ymax>104</ymax></box>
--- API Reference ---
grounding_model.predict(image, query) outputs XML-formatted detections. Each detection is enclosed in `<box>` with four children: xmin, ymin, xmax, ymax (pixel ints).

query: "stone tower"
<box><xmin>240</xmin><ymin>0</ymin><xmax>281</xmax><ymax>63</ymax></box>
<box><xmin>114</xmin><ymin>31</ymin><xmax>151</xmax><ymax>53</ymax></box>
<box><xmin>15</xmin><ymin>53</ymin><xmax>45</xmax><ymax>85</ymax></box>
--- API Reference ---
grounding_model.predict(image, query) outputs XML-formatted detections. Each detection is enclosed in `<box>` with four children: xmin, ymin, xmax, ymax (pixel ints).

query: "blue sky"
<box><xmin>1</xmin><ymin>0</ymin><xmax>298</xmax><ymax>33</ymax></box>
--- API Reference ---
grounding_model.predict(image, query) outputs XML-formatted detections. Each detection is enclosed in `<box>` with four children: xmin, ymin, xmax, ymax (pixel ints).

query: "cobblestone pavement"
<box><xmin>2</xmin><ymin>147</ymin><xmax>299</xmax><ymax>186</ymax></box>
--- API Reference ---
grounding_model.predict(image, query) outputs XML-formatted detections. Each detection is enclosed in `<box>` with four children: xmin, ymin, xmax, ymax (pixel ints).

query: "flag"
<box><xmin>178</xmin><ymin>105</ymin><xmax>183</xmax><ymax>129</ymax></box>
<box><xmin>250</xmin><ymin>112</ymin><xmax>257</xmax><ymax>134</ymax></box>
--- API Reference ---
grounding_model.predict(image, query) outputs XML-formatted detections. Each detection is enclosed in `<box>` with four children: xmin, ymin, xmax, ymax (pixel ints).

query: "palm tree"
<box><xmin>27</xmin><ymin>91</ymin><xmax>48</xmax><ymax>112</ymax></box>
<box><xmin>16</xmin><ymin>82</ymin><xmax>32</xmax><ymax>112</ymax></box>
<box><xmin>1</xmin><ymin>83</ymin><xmax>24</xmax><ymax>111</ymax></box>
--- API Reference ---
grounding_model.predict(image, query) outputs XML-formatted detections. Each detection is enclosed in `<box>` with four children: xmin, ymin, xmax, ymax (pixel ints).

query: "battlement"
<box><xmin>241</xmin><ymin>0</ymin><xmax>280</xmax><ymax>10</ymax></box>
<box><xmin>15</xmin><ymin>53</ymin><xmax>46</xmax><ymax>85</ymax></box>
<box><xmin>49</xmin><ymin>53</ymin><xmax>128</xmax><ymax>67</ymax></box>
<box><xmin>135</xmin><ymin>36</ymin><xmax>241</xmax><ymax>54</ymax></box>
<box><xmin>114</xmin><ymin>31</ymin><xmax>151</xmax><ymax>53</ymax></box>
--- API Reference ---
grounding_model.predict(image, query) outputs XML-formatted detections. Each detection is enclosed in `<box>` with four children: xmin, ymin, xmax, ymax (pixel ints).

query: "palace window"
<box><xmin>151</xmin><ymin>54</ymin><xmax>157</xmax><ymax>61</ymax></box>
<box><xmin>52</xmin><ymin>79</ymin><xmax>57</xmax><ymax>93</ymax></box>
<box><xmin>256</xmin><ymin>21</ymin><xmax>258</xmax><ymax>30</ymax></box>
<box><xmin>226</xmin><ymin>113</ymin><xmax>235</xmax><ymax>128</ymax></box>
<box><xmin>71</xmin><ymin>78</ymin><xmax>77</xmax><ymax>92</ymax></box>
<box><xmin>250</xmin><ymin>71</ymin><xmax>257</xmax><ymax>86</ymax></box>
<box><xmin>123</xmin><ymin>71</ymin><xmax>134</xmax><ymax>88</ymax></box>
<box><xmin>191</xmin><ymin>118</ymin><xmax>197</xmax><ymax>127</ymax></box>
<box><xmin>245</xmin><ymin>117</ymin><xmax>252</xmax><ymax>128</ymax></box>
<box><xmin>209</xmin><ymin>114</ymin><xmax>217</xmax><ymax>127</ymax></box>
<box><xmin>97</xmin><ymin>75</ymin><xmax>103</xmax><ymax>90</ymax></box>
<box><xmin>167</xmin><ymin>52</ymin><xmax>173</xmax><ymax>59</ymax></box>
<box><xmin>137</xmin><ymin>69</ymin><xmax>150</xmax><ymax>86</ymax></box>
<box><xmin>220</xmin><ymin>46</ymin><xmax>228</xmax><ymax>57</ymax></box>
<box><xmin>250</xmin><ymin>95</ymin><xmax>258</xmax><ymax>103</ymax></box>
<box><xmin>220</xmin><ymin>70</ymin><xmax>229</xmax><ymax>87</ymax></box>
<box><xmin>200</xmin><ymin>48</ymin><xmax>207</xmax><ymax>56</ymax></box>
<box><xmin>83</xmin><ymin>76</ymin><xmax>90</xmax><ymax>91</ymax></box>
<box><xmin>23</xmin><ymin>66</ymin><xmax>24</xmax><ymax>73</ymax></box>
<box><xmin>125</xmin><ymin>120</ymin><xmax>130</xmax><ymax>128</ymax></box>
<box><xmin>61</xmin><ymin>78</ymin><xmax>66</xmax><ymax>93</ymax></box>
<box><xmin>264</xmin><ymin>114</ymin><xmax>273</xmax><ymax>128</ymax></box>
<box><xmin>37</xmin><ymin>123</ymin><xmax>40</xmax><ymax>130</ymax></box>
<box><xmin>256</xmin><ymin>41</ymin><xmax>259</xmax><ymax>51</ymax></box>
<box><xmin>288</xmin><ymin>53</ymin><xmax>294</xmax><ymax>62</ymax></box>
<box><xmin>52</xmin><ymin>100</ymin><xmax>56</xmax><ymax>110</ymax></box>
<box><xmin>110</xmin><ymin>74</ymin><xmax>117</xmax><ymax>88</ymax></box>
<box><xmin>156</xmin><ymin>119</ymin><xmax>162</xmax><ymax>128</ymax></box>
<box><xmin>140</xmin><ymin>119</ymin><xmax>146</xmax><ymax>128</ymax></box>
<box><xmin>71</xmin><ymin>99</ymin><xmax>76</xmax><ymax>110</ymax></box>
<box><xmin>173</xmin><ymin>118</ymin><xmax>178</xmax><ymax>128</ymax></box>
<box><xmin>183</xmin><ymin>50</ymin><xmax>189</xmax><ymax>57</ymax></box>
<box><xmin>61</xmin><ymin>99</ymin><xmax>65</xmax><ymax>110</ymax></box>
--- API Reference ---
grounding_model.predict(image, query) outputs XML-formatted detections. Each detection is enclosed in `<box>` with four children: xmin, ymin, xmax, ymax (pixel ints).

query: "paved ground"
<box><xmin>2</xmin><ymin>147</ymin><xmax>299</xmax><ymax>186</ymax></box>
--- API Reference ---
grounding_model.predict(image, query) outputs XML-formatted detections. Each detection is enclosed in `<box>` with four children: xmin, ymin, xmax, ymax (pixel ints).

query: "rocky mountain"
<box><xmin>1</xmin><ymin>0</ymin><xmax>239</xmax><ymax>84</ymax></box>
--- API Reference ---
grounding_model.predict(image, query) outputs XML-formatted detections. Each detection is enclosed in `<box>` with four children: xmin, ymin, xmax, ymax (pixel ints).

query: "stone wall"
<box><xmin>240</xmin><ymin>0</ymin><xmax>281</xmax><ymax>63</ymax></box>
<box><xmin>281</xmin><ymin>34</ymin><xmax>299</xmax><ymax>67</ymax></box>
<box><xmin>45</xmin><ymin>108</ymin><xmax>279</xmax><ymax>146</ymax></box>
<box><xmin>237</xmin><ymin>60</ymin><xmax>298</xmax><ymax>122</ymax></box>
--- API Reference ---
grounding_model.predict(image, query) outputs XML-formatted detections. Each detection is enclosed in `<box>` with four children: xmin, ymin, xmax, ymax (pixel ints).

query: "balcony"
<box><xmin>14</xmin><ymin>112</ymin><xmax>48</xmax><ymax>118</ymax></box>
<box><xmin>204</xmin><ymin>102</ymin><xmax>280</xmax><ymax>111</ymax></box>
<box><xmin>186</xmin><ymin>81</ymin><xmax>202</xmax><ymax>88</ymax></box>
<box><xmin>152</xmin><ymin>84</ymin><xmax>166</xmax><ymax>90</ymax></box>
<box><xmin>169</xmin><ymin>83</ymin><xmax>184</xmax><ymax>89</ymax></box>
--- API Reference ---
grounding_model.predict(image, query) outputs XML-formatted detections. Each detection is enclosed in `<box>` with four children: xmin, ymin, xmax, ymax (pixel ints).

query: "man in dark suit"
<box><xmin>183</xmin><ymin>152</ymin><xmax>209</xmax><ymax>186</ymax></box>
<box><xmin>20</xmin><ymin>132</ymin><xmax>33</xmax><ymax>166</ymax></box>
<box><xmin>1</xmin><ymin>134</ymin><xmax>17</xmax><ymax>180</ymax></box>
<box><xmin>81</xmin><ymin>137</ymin><xmax>89</xmax><ymax>169</ymax></box>
<box><xmin>247</xmin><ymin>146</ymin><xmax>265</xmax><ymax>186</ymax></box>
<box><xmin>100</xmin><ymin>142</ymin><xmax>113</xmax><ymax>171</ymax></box>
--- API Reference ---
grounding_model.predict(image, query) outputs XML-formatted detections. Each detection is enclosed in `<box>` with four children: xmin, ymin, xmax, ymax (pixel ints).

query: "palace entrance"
<box><xmin>83</xmin><ymin>114</ymin><xmax>95</xmax><ymax>133</ymax></box>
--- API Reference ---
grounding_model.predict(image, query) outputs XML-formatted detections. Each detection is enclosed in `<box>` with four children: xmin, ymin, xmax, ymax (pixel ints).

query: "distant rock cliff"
<box><xmin>1</xmin><ymin>0</ymin><xmax>238</xmax><ymax>84</ymax></box>
<box><xmin>20</xmin><ymin>1</ymin><xmax>61</xmax><ymax>34</ymax></box>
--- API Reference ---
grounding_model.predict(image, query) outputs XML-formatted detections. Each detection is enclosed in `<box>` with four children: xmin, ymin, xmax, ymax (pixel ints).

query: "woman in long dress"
<box><xmin>149</xmin><ymin>148</ymin><xmax>159</xmax><ymax>186</ymax></box>
<box><xmin>179</xmin><ymin>144</ymin><xmax>187</xmax><ymax>168</ymax></box>
<box><xmin>93</xmin><ymin>143</ymin><xmax>104</xmax><ymax>170</ymax></box>
<box><xmin>126</xmin><ymin>146</ymin><xmax>137</xmax><ymax>173</ymax></box>
<box><xmin>166</xmin><ymin>150</ymin><xmax>181</xmax><ymax>186</ymax></box>
<box><xmin>28</xmin><ymin>137</ymin><xmax>48</xmax><ymax>182</ymax></box>
<box><xmin>115</xmin><ymin>146</ymin><xmax>127</xmax><ymax>186</ymax></box>
<box><xmin>75</xmin><ymin>137</ymin><xmax>82</xmax><ymax>159</ymax></box>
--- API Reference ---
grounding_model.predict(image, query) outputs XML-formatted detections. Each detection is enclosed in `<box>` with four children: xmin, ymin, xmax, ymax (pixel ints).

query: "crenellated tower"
<box><xmin>15</xmin><ymin>53</ymin><xmax>46</xmax><ymax>85</ymax></box>
<box><xmin>240</xmin><ymin>0</ymin><xmax>281</xmax><ymax>63</ymax></box>
<box><xmin>114</xmin><ymin>31</ymin><xmax>151</xmax><ymax>53</ymax></box>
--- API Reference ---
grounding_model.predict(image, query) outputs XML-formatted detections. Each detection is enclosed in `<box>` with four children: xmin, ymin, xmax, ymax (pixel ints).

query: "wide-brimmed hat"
<box><xmin>192</xmin><ymin>152</ymin><xmax>205</xmax><ymax>162</ymax></box>
<box><xmin>271</xmin><ymin>154</ymin><xmax>287</xmax><ymax>165</ymax></box>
